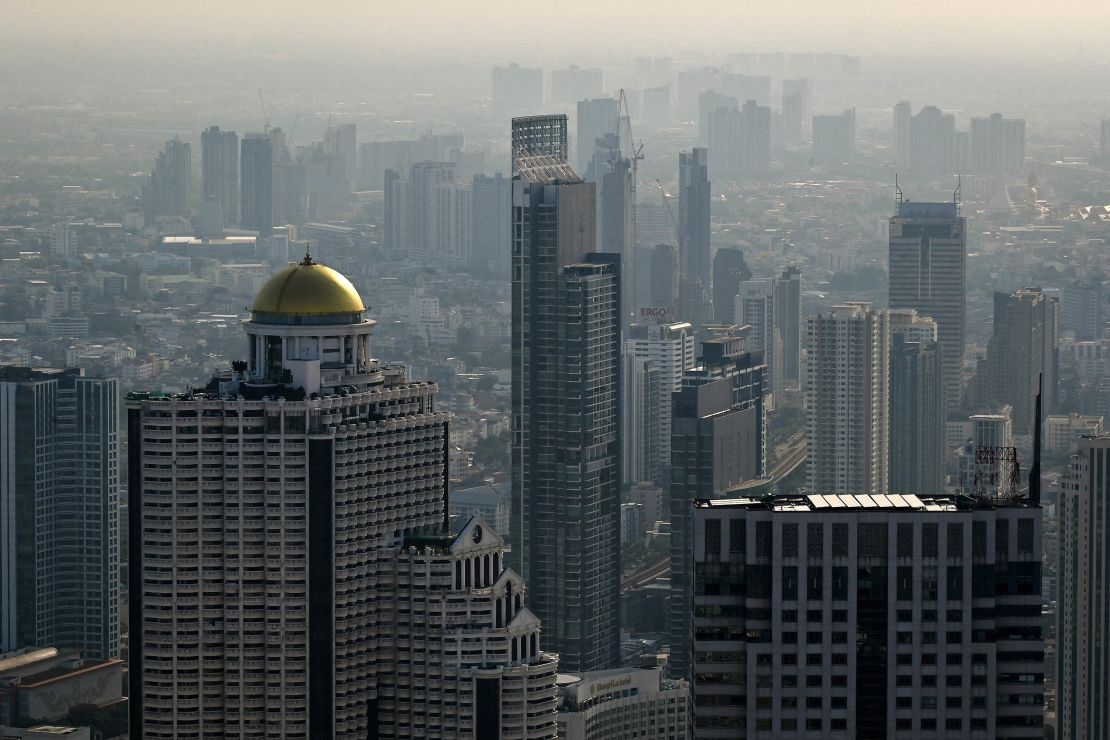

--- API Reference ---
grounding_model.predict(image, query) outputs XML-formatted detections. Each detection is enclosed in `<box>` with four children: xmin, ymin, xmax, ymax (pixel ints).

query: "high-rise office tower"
<box><xmin>910</xmin><ymin>105</ymin><xmax>957</xmax><ymax>174</ymax></box>
<box><xmin>470</xmin><ymin>173</ymin><xmax>512</xmax><ymax>278</ymax></box>
<box><xmin>735</xmin><ymin>279</ymin><xmax>777</xmax><ymax>395</ymax></box>
<box><xmin>493</xmin><ymin>64</ymin><xmax>544</xmax><ymax>113</ymax></box>
<box><xmin>550</xmin><ymin>65</ymin><xmax>603</xmax><ymax>105</ymax></box>
<box><xmin>594</xmin><ymin>134</ymin><xmax>635</xmax><ymax>327</ymax></box>
<box><xmin>668</xmin><ymin>331</ymin><xmax>767</xmax><ymax>679</ymax></box>
<box><xmin>240</xmin><ymin>133</ymin><xmax>273</xmax><ymax>236</ymax></box>
<box><xmin>888</xmin><ymin>311</ymin><xmax>945</xmax><ymax>495</ymax></box>
<box><xmin>201</xmin><ymin>126</ymin><xmax>239</xmax><ymax>232</ymax></box>
<box><xmin>1059</xmin><ymin>279</ymin><xmax>1102</xmax><ymax>340</ymax></box>
<box><xmin>511</xmin><ymin>114</ymin><xmax>569</xmax><ymax>164</ymax></box>
<box><xmin>970</xmin><ymin>288</ymin><xmax>1059</xmax><ymax>433</ymax></box>
<box><xmin>706</xmin><ymin>100</ymin><xmax>771</xmax><ymax>180</ymax></box>
<box><xmin>576</xmin><ymin>98</ymin><xmax>619</xmax><ymax>176</ymax></box>
<box><xmin>773</xmin><ymin>265</ymin><xmax>802</xmax><ymax>387</ymax></box>
<box><xmin>698</xmin><ymin>90</ymin><xmax>737</xmax><ymax>147</ymax></box>
<box><xmin>805</xmin><ymin>303</ymin><xmax>890</xmax><ymax>495</ymax></box>
<box><xmin>622</xmin><ymin>321</ymin><xmax>696</xmax><ymax>487</ymax></box>
<box><xmin>970</xmin><ymin>113</ymin><xmax>1025</xmax><ymax>174</ymax></box>
<box><xmin>889</xmin><ymin>199</ymin><xmax>967</xmax><ymax>414</ymax></box>
<box><xmin>511</xmin><ymin>131</ymin><xmax>621</xmax><ymax>672</ymax></box>
<box><xmin>710</xmin><ymin>247</ymin><xmax>752</xmax><ymax>324</ymax></box>
<box><xmin>645</xmin><ymin>243</ymin><xmax>680</xmax><ymax>317</ymax></box>
<box><xmin>383</xmin><ymin>168</ymin><xmax>404</xmax><ymax>252</ymax></box>
<box><xmin>128</xmin><ymin>259</ymin><xmax>559</xmax><ymax>738</ymax></box>
<box><xmin>692</xmin><ymin>490</ymin><xmax>1045</xmax><ymax>738</ymax></box>
<box><xmin>781</xmin><ymin>78</ymin><xmax>811</xmax><ymax>145</ymax></box>
<box><xmin>679</xmin><ymin>148</ymin><xmax>710</xmax><ymax>294</ymax></box>
<box><xmin>0</xmin><ymin>368</ymin><xmax>119</xmax><ymax>662</ymax></box>
<box><xmin>812</xmin><ymin>109</ymin><xmax>856</xmax><ymax>164</ymax></box>
<box><xmin>893</xmin><ymin>100</ymin><xmax>912</xmax><ymax>165</ymax></box>
<box><xmin>325</xmin><ymin>122</ymin><xmax>357</xmax><ymax>193</ymax></box>
<box><xmin>1058</xmin><ymin>434</ymin><xmax>1110</xmax><ymax>740</ymax></box>
<box><xmin>143</xmin><ymin>137</ymin><xmax>191</xmax><ymax>226</ymax></box>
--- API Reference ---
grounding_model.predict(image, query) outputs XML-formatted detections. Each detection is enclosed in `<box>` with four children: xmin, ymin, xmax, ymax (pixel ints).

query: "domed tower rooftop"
<box><xmin>251</xmin><ymin>253</ymin><xmax>365</xmax><ymax>323</ymax></box>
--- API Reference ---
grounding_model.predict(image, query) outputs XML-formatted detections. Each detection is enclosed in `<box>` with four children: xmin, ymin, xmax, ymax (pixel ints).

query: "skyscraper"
<box><xmin>678</xmin><ymin>148</ymin><xmax>710</xmax><ymax>295</ymax></box>
<box><xmin>706</xmin><ymin>100</ymin><xmax>771</xmax><ymax>180</ymax></box>
<box><xmin>889</xmin><ymin>199</ymin><xmax>966</xmax><ymax>414</ymax></box>
<box><xmin>1058</xmin><ymin>434</ymin><xmax>1110</xmax><ymax>740</ymax></box>
<box><xmin>909</xmin><ymin>105</ymin><xmax>957</xmax><ymax>174</ymax></box>
<box><xmin>576</xmin><ymin>98</ymin><xmax>619</xmax><ymax>176</ymax></box>
<box><xmin>893</xmin><ymin>100</ymin><xmax>912</xmax><ymax>165</ymax></box>
<box><xmin>888</xmin><ymin>310</ymin><xmax>945</xmax><ymax>495</ymax></box>
<box><xmin>240</xmin><ymin>133</ymin><xmax>273</xmax><ymax>236</ymax></box>
<box><xmin>128</xmin><ymin>259</ymin><xmax>558</xmax><ymax>738</ymax></box>
<box><xmin>143</xmin><ymin>137</ymin><xmax>191</xmax><ymax>226</ymax></box>
<box><xmin>201</xmin><ymin>125</ymin><xmax>239</xmax><ymax>231</ymax></box>
<box><xmin>622</xmin><ymin>321</ymin><xmax>696</xmax><ymax>488</ymax></box>
<box><xmin>470</xmin><ymin>172</ymin><xmax>511</xmax><ymax>277</ymax></box>
<box><xmin>550</xmin><ymin>65</ymin><xmax>603</xmax><ymax>105</ymax></box>
<box><xmin>710</xmin><ymin>247</ymin><xmax>752</xmax><ymax>325</ymax></box>
<box><xmin>812</xmin><ymin>108</ymin><xmax>856</xmax><ymax>164</ymax></box>
<box><xmin>970</xmin><ymin>288</ymin><xmax>1059</xmax><ymax>433</ymax></box>
<box><xmin>325</xmin><ymin>122</ymin><xmax>357</xmax><ymax>193</ymax></box>
<box><xmin>493</xmin><ymin>64</ymin><xmax>544</xmax><ymax>113</ymax></box>
<box><xmin>511</xmin><ymin>128</ymin><xmax>621</xmax><ymax>672</ymax></box>
<box><xmin>0</xmin><ymin>368</ymin><xmax>119</xmax><ymax>662</ymax></box>
<box><xmin>970</xmin><ymin>113</ymin><xmax>1025</xmax><ymax>174</ymax></box>
<box><xmin>781</xmin><ymin>78</ymin><xmax>811</xmax><ymax>145</ymax></box>
<box><xmin>692</xmin><ymin>490</ymin><xmax>1045</xmax><ymax>738</ymax></box>
<box><xmin>773</xmin><ymin>265</ymin><xmax>802</xmax><ymax>387</ymax></box>
<box><xmin>735</xmin><ymin>278</ymin><xmax>776</xmax><ymax>395</ymax></box>
<box><xmin>668</xmin><ymin>331</ymin><xmax>767</xmax><ymax>679</ymax></box>
<box><xmin>805</xmin><ymin>303</ymin><xmax>890</xmax><ymax>495</ymax></box>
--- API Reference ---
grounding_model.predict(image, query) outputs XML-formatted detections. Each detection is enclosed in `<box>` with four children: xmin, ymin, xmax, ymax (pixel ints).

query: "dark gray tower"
<box><xmin>889</xmin><ymin>331</ymin><xmax>945</xmax><ymax>494</ymax></box>
<box><xmin>679</xmin><ymin>148</ymin><xmax>710</xmax><ymax>297</ymax></box>
<box><xmin>240</xmin><ymin>133</ymin><xmax>273</xmax><ymax>237</ymax></box>
<box><xmin>201</xmin><ymin>126</ymin><xmax>239</xmax><ymax>229</ymax></box>
<box><xmin>510</xmin><ymin>123</ymin><xmax>621</xmax><ymax>672</ymax></box>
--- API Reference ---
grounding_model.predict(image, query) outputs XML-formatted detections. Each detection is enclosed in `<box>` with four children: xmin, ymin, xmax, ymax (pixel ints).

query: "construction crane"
<box><xmin>258</xmin><ymin>89</ymin><xmax>271</xmax><ymax>134</ymax></box>
<box><xmin>655</xmin><ymin>179</ymin><xmax>682</xmax><ymax>250</ymax></box>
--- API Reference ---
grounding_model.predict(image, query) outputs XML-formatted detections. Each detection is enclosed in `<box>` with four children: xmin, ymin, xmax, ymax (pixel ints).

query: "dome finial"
<box><xmin>301</xmin><ymin>249</ymin><xmax>315</xmax><ymax>267</ymax></box>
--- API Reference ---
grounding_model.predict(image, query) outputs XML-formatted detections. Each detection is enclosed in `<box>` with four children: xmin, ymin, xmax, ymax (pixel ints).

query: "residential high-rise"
<box><xmin>910</xmin><ymin>105</ymin><xmax>957</xmax><ymax>174</ymax></box>
<box><xmin>511</xmin><ymin>132</ymin><xmax>621</xmax><ymax>672</ymax></box>
<box><xmin>889</xmin><ymin>199</ymin><xmax>967</xmax><ymax>414</ymax></box>
<box><xmin>470</xmin><ymin>173</ymin><xmax>512</xmax><ymax>277</ymax></box>
<box><xmin>698</xmin><ymin>90</ymin><xmax>737</xmax><ymax>148</ymax></box>
<box><xmin>201</xmin><ymin>126</ymin><xmax>239</xmax><ymax>230</ymax></box>
<box><xmin>434</xmin><ymin>179</ymin><xmax>471</xmax><ymax>269</ymax></box>
<box><xmin>493</xmin><ymin>64</ymin><xmax>544</xmax><ymax>113</ymax></box>
<box><xmin>679</xmin><ymin>148</ymin><xmax>711</xmax><ymax>294</ymax></box>
<box><xmin>805</xmin><ymin>303</ymin><xmax>890</xmax><ymax>495</ymax></box>
<box><xmin>773</xmin><ymin>265</ymin><xmax>802</xmax><ymax>387</ymax></box>
<box><xmin>383</xmin><ymin>168</ymin><xmax>404</xmax><ymax>252</ymax></box>
<box><xmin>1059</xmin><ymin>279</ymin><xmax>1102</xmax><ymax>340</ymax></box>
<box><xmin>325</xmin><ymin>122</ymin><xmax>357</xmax><ymax>193</ymax></box>
<box><xmin>893</xmin><ymin>101</ymin><xmax>912</xmax><ymax>165</ymax></box>
<box><xmin>970</xmin><ymin>288</ymin><xmax>1059</xmax><ymax>433</ymax></box>
<box><xmin>888</xmin><ymin>311</ymin><xmax>945</xmax><ymax>495</ymax></box>
<box><xmin>593</xmin><ymin>133</ymin><xmax>635</xmax><ymax>326</ymax></box>
<box><xmin>0</xmin><ymin>368</ymin><xmax>119</xmax><ymax>662</ymax></box>
<box><xmin>240</xmin><ymin>133</ymin><xmax>273</xmax><ymax>236</ymax></box>
<box><xmin>735</xmin><ymin>279</ymin><xmax>776</xmax><ymax>394</ymax></box>
<box><xmin>692</xmin><ymin>491</ymin><xmax>1045</xmax><ymax>739</ymax></box>
<box><xmin>128</xmin><ymin>258</ymin><xmax>559</xmax><ymax>738</ymax></box>
<box><xmin>710</xmin><ymin>247</ymin><xmax>752</xmax><ymax>325</ymax></box>
<box><xmin>1058</xmin><ymin>434</ymin><xmax>1110</xmax><ymax>740</ymax></box>
<box><xmin>668</xmin><ymin>332</ymin><xmax>767</xmax><ymax>679</ymax></box>
<box><xmin>556</xmin><ymin>666</ymin><xmax>689</xmax><ymax>739</ymax></box>
<box><xmin>576</xmin><ymin>98</ymin><xmax>619</xmax><ymax>176</ymax></box>
<box><xmin>550</xmin><ymin>65</ymin><xmax>603</xmax><ymax>105</ymax></box>
<box><xmin>781</xmin><ymin>78</ymin><xmax>811</xmax><ymax>145</ymax></box>
<box><xmin>970</xmin><ymin>113</ymin><xmax>1025</xmax><ymax>175</ymax></box>
<box><xmin>622</xmin><ymin>322</ymin><xmax>696</xmax><ymax>487</ymax></box>
<box><xmin>812</xmin><ymin>109</ymin><xmax>856</xmax><ymax>164</ymax></box>
<box><xmin>143</xmin><ymin>137</ymin><xmax>191</xmax><ymax>226</ymax></box>
<box><xmin>706</xmin><ymin>100</ymin><xmax>771</xmax><ymax>180</ymax></box>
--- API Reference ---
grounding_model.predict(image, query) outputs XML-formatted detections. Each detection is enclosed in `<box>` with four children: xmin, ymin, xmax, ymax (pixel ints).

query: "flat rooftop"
<box><xmin>696</xmin><ymin>492</ymin><xmax>1033</xmax><ymax>513</ymax></box>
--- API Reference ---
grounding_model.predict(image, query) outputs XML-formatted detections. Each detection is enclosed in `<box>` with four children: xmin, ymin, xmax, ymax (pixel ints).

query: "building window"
<box><xmin>897</xmin><ymin>566</ymin><xmax>914</xmax><ymax>600</ymax></box>
<box><xmin>947</xmin><ymin>567</ymin><xmax>963</xmax><ymax>600</ymax></box>
<box><xmin>705</xmin><ymin>519</ymin><xmax>721</xmax><ymax>560</ymax></box>
<box><xmin>947</xmin><ymin>523</ymin><xmax>963</xmax><ymax>558</ymax></box>
<box><xmin>729</xmin><ymin>520</ymin><xmax>745</xmax><ymax>554</ymax></box>
<box><xmin>808</xmin><ymin>522</ymin><xmax>824</xmax><ymax>559</ymax></box>
<box><xmin>923</xmin><ymin>523</ymin><xmax>938</xmax><ymax>557</ymax></box>
<box><xmin>832</xmin><ymin>523</ymin><xmax>849</xmax><ymax>557</ymax></box>
<box><xmin>782</xmin><ymin>566</ymin><xmax>799</xmax><ymax>600</ymax></box>
<box><xmin>756</xmin><ymin>521</ymin><xmax>773</xmax><ymax>556</ymax></box>
<box><xmin>1017</xmin><ymin>518</ymin><xmax>1034</xmax><ymax>555</ymax></box>
<box><xmin>783</xmin><ymin>523</ymin><xmax>799</xmax><ymax>558</ymax></box>
<box><xmin>897</xmin><ymin>522</ymin><xmax>914</xmax><ymax>557</ymax></box>
<box><xmin>973</xmin><ymin>520</ymin><xmax>987</xmax><ymax>557</ymax></box>
<box><xmin>808</xmin><ymin>567</ymin><xmax>823</xmax><ymax>600</ymax></box>
<box><xmin>996</xmin><ymin>519</ymin><xmax>1009</xmax><ymax>557</ymax></box>
<box><xmin>858</xmin><ymin>523</ymin><xmax>887</xmax><ymax>557</ymax></box>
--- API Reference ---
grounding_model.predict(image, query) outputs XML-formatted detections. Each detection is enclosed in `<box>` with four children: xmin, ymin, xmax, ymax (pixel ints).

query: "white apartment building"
<box><xmin>556</xmin><ymin>666</ymin><xmax>689</xmax><ymax>739</ymax></box>
<box><xmin>1044</xmin><ymin>413</ymin><xmax>1104</xmax><ymax>454</ymax></box>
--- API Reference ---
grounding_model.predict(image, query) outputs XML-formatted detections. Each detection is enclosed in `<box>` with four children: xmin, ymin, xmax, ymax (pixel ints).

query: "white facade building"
<box><xmin>1044</xmin><ymin>413</ymin><xmax>1104</xmax><ymax>454</ymax></box>
<box><xmin>556</xmin><ymin>666</ymin><xmax>688</xmax><ymax>739</ymax></box>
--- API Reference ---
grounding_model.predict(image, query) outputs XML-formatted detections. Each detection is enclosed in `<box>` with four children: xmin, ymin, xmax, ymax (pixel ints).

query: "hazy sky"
<box><xmin>4</xmin><ymin>0</ymin><xmax>1110</xmax><ymax>60</ymax></box>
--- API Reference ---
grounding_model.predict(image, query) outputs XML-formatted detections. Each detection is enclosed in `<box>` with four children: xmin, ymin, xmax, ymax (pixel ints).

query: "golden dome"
<box><xmin>251</xmin><ymin>255</ymin><xmax>365</xmax><ymax>317</ymax></box>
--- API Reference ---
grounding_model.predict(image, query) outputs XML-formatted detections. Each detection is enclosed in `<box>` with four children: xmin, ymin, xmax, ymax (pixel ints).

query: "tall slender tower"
<box><xmin>129</xmin><ymin>258</ymin><xmax>558</xmax><ymax>738</ymax></box>
<box><xmin>240</xmin><ymin>133</ymin><xmax>273</xmax><ymax>237</ymax></box>
<box><xmin>0</xmin><ymin>368</ymin><xmax>119</xmax><ymax>661</ymax></box>
<box><xmin>511</xmin><ymin>118</ymin><xmax>621</xmax><ymax>672</ymax></box>
<box><xmin>888</xmin><ymin>310</ymin><xmax>944</xmax><ymax>494</ymax></box>
<box><xmin>773</xmin><ymin>265</ymin><xmax>802</xmax><ymax>387</ymax></box>
<box><xmin>143</xmin><ymin>137</ymin><xmax>191</xmax><ymax>226</ymax></box>
<box><xmin>805</xmin><ymin>303</ymin><xmax>890</xmax><ymax>495</ymax></box>
<box><xmin>889</xmin><ymin>197</ymin><xmax>966</xmax><ymax>414</ymax></box>
<box><xmin>201</xmin><ymin>125</ymin><xmax>239</xmax><ymax>229</ymax></box>
<box><xmin>678</xmin><ymin>148</ymin><xmax>710</xmax><ymax>298</ymax></box>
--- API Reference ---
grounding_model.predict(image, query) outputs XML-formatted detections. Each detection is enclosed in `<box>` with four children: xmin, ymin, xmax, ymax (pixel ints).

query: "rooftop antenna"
<box><xmin>1029</xmin><ymin>372</ymin><xmax>1043</xmax><ymax>506</ymax></box>
<box><xmin>953</xmin><ymin>174</ymin><xmax>962</xmax><ymax>212</ymax></box>
<box><xmin>895</xmin><ymin>173</ymin><xmax>903</xmax><ymax>205</ymax></box>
